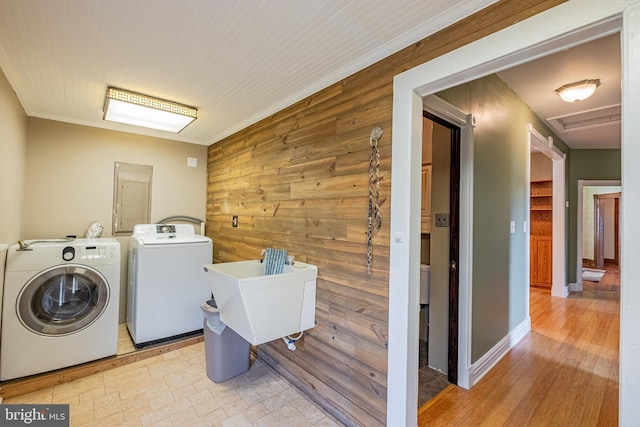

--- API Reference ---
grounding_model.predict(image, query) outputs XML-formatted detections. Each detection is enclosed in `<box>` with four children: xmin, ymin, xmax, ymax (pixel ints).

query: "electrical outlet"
<box><xmin>232</xmin><ymin>215</ymin><xmax>238</xmax><ymax>228</ymax></box>
<box><xmin>435</xmin><ymin>213</ymin><xmax>449</xmax><ymax>227</ymax></box>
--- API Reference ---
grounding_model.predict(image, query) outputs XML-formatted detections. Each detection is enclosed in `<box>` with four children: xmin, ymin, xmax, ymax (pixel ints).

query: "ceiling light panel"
<box><xmin>103</xmin><ymin>88</ymin><xmax>197</xmax><ymax>133</ymax></box>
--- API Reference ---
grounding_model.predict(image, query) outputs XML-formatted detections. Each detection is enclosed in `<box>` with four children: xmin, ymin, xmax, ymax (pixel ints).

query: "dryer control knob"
<box><xmin>62</xmin><ymin>246</ymin><xmax>75</xmax><ymax>261</ymax></box>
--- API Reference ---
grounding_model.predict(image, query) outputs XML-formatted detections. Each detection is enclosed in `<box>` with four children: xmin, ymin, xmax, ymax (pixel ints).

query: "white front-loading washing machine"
<box><xmin>0</xmin><ymin>238</ymin><xmax>120</xmax><ymax>381</ymax></box>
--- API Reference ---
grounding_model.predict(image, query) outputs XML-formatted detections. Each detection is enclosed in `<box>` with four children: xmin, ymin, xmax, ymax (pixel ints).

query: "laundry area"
<box><xmin>0</xmin><ymin>89</ymin><xmax>329</xmax><ymax>424</ymax></box>
<box><xmin>0</xmin><ymin>209</ymin><xmax>318</xmax><ymax>398</ymax></box>
<box><xmin>0</xmin><ymin>217</ymin><xmax>222</xmax><ymax>382</ymax></box>
<box><xmin>0</xmin><ymin>110</ymin><xmax>324</xmax><ymax>398</ymax></box>
<box><xmin>0</xmin><ymin>111</ymin><xmax>219</xmax><ymax>387</ymax></box>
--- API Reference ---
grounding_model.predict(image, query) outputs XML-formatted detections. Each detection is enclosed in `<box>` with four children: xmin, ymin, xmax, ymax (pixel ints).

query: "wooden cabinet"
<box><xmin>530</xmin><ymin>235</ymin><xmax>552</xmax><ymax>286</ymax></box>
<box><xmin>530</xmin><ymin>180</ymin><xmax>552</xmax><ymax>289</ymax></box>
<box><xmin>421</xmin><ymin>164</ymin><xmax>431</xmax><ymax>233</ymax></box>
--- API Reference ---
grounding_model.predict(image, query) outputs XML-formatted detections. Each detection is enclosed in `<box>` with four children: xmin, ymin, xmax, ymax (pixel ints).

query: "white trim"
<box><xmin>576</xmin><ymin>180</ymin><xmax>584</xmax><ymax>284</ymax></box>
<box><xmin>551</xmin><ymin>156</ymin><xmax>568</xmax><ymax>297</ymax></box>
<box><xmin>388</xmin><ymin>1</ymin><xmax>637</xmax><ymax>426</ymax></box>
<box><xmin>620</xmin><ymin>5</ymin><xmax>640</xmax><ymax>423</ymax></box>
<box><xmin>423</xmin><ymin>95</ymin><xmax>474</xmax><ymax>128</ymax></box>
<box><xmin>526</xmin><ymin>131</ymin><xmax>532</xmax><ymax>322</ymax></box>
<box><xmin>569</xmin><ymin>281</ymin><xmax>583</xmax><ymax>292</ymax></box>
<box><xmin>388</xmin><ymin>87</ymin><xmax>423</xmax><ymax>425</ymax></box>
<box><xmin>468</xmin><ymin>317</ymin><xmax>531</xmax><ymax>386</ymax></box>
<box><xmin>528</xmin><ymin>124</ymin><xmax>564</xmax><ymax>160</ymax></box>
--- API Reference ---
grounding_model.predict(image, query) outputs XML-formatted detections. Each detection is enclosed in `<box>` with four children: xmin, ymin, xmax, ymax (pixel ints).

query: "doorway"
<box><xmin>387</xmin><ymin>5</ymin><xmax>638</xmax><ymax>426</ymax></box>
<box><xmin>576</xmin><ymin>180</ymin><xmax>622</xmax><ymax>291</ymax></box>
<box><xmin>418</xmin><ymin>111</ymin><xmax>461</xmax><ymax>406</ymax></box>
<box><xmin>423</xmin><ymin>111</ymin><xmax>460</xmax><ymax>385</ymax></box>
<box><xmin>593</xmin><ymin>192</ymin><xmax>620</xmax><ymax>269</ymax></box>
<box><xmin>527</xmin><ymin>125</ymin><xmax>567</xmax><ymax>301</ymax></box>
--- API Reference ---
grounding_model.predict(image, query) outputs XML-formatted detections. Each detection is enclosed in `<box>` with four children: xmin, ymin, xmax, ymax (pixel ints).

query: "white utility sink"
<box><xmin>204</xmin><ymin>260</ymin><xmax>317</xmax><ymax>345</ymax></box>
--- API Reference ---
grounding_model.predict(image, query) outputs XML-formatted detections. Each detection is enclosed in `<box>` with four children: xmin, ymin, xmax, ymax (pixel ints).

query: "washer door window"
<box><xmin>17</xmin><ymin>264</ymin><xmax>110</xmax><ymax>336</ymax></box>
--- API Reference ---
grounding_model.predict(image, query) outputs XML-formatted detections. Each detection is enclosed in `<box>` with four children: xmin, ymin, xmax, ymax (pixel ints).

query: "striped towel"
<box><xmin>264</xmin><ymin>248</ymin><xmax>287</xmax><ymax>275</ymax></box>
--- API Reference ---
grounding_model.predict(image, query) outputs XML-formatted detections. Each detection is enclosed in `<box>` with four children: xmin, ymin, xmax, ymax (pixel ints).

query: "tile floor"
<box><xmin>417</xmin><ymin>339</ymin><xmax>450</xmax><ymax>407</ymax></box>
<box><xmin>4</xmin><ymin>342</ymin><xmax>341</xmax><ymax>426</ymax></box>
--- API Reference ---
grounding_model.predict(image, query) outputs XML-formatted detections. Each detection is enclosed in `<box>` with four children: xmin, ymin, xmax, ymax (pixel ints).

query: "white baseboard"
<box><xmin>552</xmin><ymin>283</ymin><xmax>569</xmax><ymax>298</ymax></box>
<box><xmin>468</xmin><ymin>317</ymin><xmax>531</xmax><ymax>386</ymax></box>
<box><xmin>569</xmin><ymin>282</ymin><xmax>582</xmax><ymax>292</ymax></box>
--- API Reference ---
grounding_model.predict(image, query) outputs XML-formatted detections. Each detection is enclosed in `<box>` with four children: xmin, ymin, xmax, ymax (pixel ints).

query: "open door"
<box><xmin>423</xmin><ymin>111</ymin><xmax>460</xmax><ymax>385</ymax></box>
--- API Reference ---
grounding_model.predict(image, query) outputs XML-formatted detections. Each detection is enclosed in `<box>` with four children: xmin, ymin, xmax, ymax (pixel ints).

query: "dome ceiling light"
<box><xmin>555</xmin><ymin>79</ymin><xmax>601</xmax><ymax>103</ymax></box>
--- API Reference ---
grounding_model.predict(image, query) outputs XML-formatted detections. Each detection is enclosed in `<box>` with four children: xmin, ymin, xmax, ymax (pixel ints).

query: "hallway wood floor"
<box><xmin>579</xmin><ymin>263</ymin><xmax>620</xmax><ymax>299</ymax></box>
<box><xmin>418</xmin><ymin>281</ymin><xmax>620</xmax><ymax>426</ymax></box>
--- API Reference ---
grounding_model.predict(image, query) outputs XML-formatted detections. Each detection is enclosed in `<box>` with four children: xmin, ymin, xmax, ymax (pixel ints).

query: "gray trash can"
<box><xmin>201</xmin><ymin>299</ymin><xmax>251</xmax><ymax>382</ymax></box>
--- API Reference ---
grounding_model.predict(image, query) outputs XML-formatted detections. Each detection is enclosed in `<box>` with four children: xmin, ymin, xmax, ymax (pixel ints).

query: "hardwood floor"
<box><xmin>579</xmin><ymin>263</ymin><xmax>620</xmax><ymax>298</ymax></box>
<box><xmin>418</xmin><ymin>276</ymin><xmax>620</xmax><ymax>426</ymax></box>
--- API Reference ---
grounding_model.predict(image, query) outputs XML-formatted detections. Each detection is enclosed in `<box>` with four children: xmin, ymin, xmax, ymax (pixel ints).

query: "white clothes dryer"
<box><xmin>1</xmin><ymin>238</ymin><xmax>120</xmax><ymax>381</ymax></box>
<box><xmin>127</xmin><ymin>224</ymin><xmax>212</xmax><ymax>347</ymax></box>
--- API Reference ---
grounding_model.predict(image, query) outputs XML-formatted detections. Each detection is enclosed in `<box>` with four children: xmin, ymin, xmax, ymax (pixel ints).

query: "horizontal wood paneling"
<box><xmin>206</xmin><ymin>0</ymin><xmax>565</xmax><ymax>424</ymax></box>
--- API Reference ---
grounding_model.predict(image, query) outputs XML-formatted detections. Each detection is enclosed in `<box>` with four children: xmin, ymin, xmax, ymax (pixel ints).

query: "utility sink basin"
<box><xmin>204</xmin><ymin>260</ymin><xmax>317</xmax><ymax>345</ymax></box>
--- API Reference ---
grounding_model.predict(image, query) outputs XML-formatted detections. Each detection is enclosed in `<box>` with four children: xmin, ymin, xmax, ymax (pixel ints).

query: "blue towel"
<box><xmin>264</xmin><ymin>248</ymin><xmax>287</xmax><ymax>275</ymax></box>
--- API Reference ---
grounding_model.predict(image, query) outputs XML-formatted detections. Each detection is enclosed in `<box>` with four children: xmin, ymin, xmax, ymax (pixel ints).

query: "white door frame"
<box><xmin>423</xmin><ymin>95</ymin><xmax>475</xmax><ymax>383</ymax></box>
<box><xmin>575</xmin><ymin>179</ymin><xmax>622</xmax><ymax>291</ymax></box>
<box><xmin>527</xmin><ymin>125</ymin><xmax>567</xmax><ymax>299</ymax></box>
<box><xmin>387</xmin><ymin>1</ymin><xmax>639</xmax><ymax>425</ymax></box>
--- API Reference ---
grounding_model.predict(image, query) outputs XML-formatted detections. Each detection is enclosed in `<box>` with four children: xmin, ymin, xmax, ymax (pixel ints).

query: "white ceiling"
<box><xmin>498</xmin><ymin>33</ymin><xmax>621</xmax><ymax>150</ymax></box>
<box><xmin>0</xmin><ymin>0</ymin><xmax>498</xmax><ymax>146</ymax></box>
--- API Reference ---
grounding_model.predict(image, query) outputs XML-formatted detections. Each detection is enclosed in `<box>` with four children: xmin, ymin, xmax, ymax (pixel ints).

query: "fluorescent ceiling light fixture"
<box><xmin>103</xmin><ymin>87</ymin><xmax>197</xmax><ymax>133</ymax></box>
<box><xmin>555</xmin><ymin>79</ymin><xmax>601</xmax><ymax>103</ymax></box>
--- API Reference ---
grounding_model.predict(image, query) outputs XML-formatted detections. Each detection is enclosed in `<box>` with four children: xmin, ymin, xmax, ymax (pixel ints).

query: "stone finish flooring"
<box><xmin>4</xmin><ymin>342</ymin><xmax>340</xmax><ymax>426</ymax></box>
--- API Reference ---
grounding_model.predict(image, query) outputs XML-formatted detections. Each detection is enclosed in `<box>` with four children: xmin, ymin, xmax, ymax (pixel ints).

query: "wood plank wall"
<box><xmin>206</xmin><ymin>1</ymin><xmax>565</xmax><ymax>425</ymax></box>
